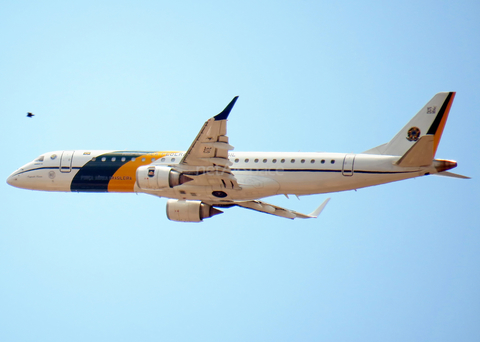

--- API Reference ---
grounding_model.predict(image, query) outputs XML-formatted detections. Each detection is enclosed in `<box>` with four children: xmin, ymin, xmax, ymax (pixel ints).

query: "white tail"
<box><xmin>364</xmin><ymin>92</ymin><xmax>456</xmax><ymax>162</ymax></box>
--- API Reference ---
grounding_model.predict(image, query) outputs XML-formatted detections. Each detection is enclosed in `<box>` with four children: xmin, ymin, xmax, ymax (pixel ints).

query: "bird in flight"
<box><xmin>27</xmin><ymin>112</ymin><xmax>34</xmax><ymax>118</ymax></box>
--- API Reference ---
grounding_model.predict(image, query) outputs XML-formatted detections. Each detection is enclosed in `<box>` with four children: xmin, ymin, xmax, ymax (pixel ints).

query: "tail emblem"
<box><xmin>407</xmin><ymin>127</ymin><xmax>421</xmax><ymax>141</ymax></box>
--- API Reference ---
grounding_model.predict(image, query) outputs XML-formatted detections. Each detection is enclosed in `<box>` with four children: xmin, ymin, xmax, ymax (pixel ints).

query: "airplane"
<box><xmin>6</xmin><ymin>92</ymin><xmax>469</xmax><ymax>222</ymax></box>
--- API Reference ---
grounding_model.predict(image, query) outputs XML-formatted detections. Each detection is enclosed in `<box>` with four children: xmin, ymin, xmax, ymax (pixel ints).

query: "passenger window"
<box><xmin>331</xmin><ymin>160</ymin><xmax>335</xmax><ymax>164</ymax></box>
<box><xmin>111</xmin><ymin>157</ymin><xmax>116</xmax><ymax>162</ymax></box>
<box><xmin>263</xmin><ymin>159</ymin><xmax>267</xmax><ymax>163</ymax></box>
<box><xmin>151</xmin><ymin>158</ymin><xmax>156</xmax><ymax>162</ymax></box>
<box><xmin>101</xmin><ymin>157</ymin><xmax>106</xmax><ymax>162</ymax></box>
<box><xmin>245</xmin><ymin>158</ymin><xmax>249</xmax><ymax>163</ymax></box>
<box><xmin>321</xmin><ymin>160</ymin><xmax>325</xmax><ymax>164</ymax></box>
<box><xmin>121</xmin><ymin>157</ymin><xmax>126</xmax><ymax>162</ymax></box>
<box><xmin>291</xmin><ymin>159</ymin><xmax>295</xmax><ymax>163</ymax></box>
<box><xmin>171</xmin><ymin>158</ymin><xmax>175</xmax><ymax>162</ymax></box>
<box><xmin>272</xmin><ymin>159</ymin><xmax>277</xmax><ymax>163</ymax></box>
<box><xmin>141</xmin><ymin>158</ymin><xmax>146</xmax><ymax>162</ymax></box>
<box><xmin>161</xmin><ymin>158</ymin><xmax>165</xmax><ymax>162</ymax></box>
<box><xmin>92</xmin><ymin>157</ymin><xmax>96</xmax><ymax>162</ymax></box>
<box><xmin>235</xmin><ymin>158</ymin><xmax>239</xmax><ymax>163</ymax></box>
<box><xmin>131</xmin><ymin>157</ymin><xmax>136</xmax><ymax>162</ymax></box>
<box><xmin>310</xmin><ymin>159</ymin><xmax>315</xmax><ymax>164</ymax></box>
<box><xmin>281</xmin><ymin>159</ymin><xmax>285</xmax><ymax>163</ymax></box>
<box><xmin>254</xmin><ymin>159</ymin><xmax>259</xmax><ymax>163</ymax></box>
<box><xmin>301</xmin><ymin>159</ymin><xmax>305</xmax><ymax>163</ymax></box>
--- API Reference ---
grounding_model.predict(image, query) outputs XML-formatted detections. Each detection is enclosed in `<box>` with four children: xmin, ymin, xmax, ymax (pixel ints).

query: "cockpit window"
<box><xmin>35</xmin><ymin>156</ymin><xmax>44</xmax><ymax>162</ymax></box>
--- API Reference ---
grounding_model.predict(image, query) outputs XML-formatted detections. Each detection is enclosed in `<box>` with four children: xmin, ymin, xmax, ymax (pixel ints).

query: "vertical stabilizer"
<box><xmin>381</xmin><ymin>92</ymin><xmax>455</xmax><ymax>157</ymax></box>
<box><xmin>395</xmin><ymin>135</ymin><xmax>434</xmax><ymax>167</ymax></box>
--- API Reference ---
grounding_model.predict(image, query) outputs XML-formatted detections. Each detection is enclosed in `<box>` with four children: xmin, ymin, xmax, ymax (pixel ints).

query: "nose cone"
<box><xmin>6</xmin><ymin>167</ymin><xmax>29</xmax><ymax>189</ymax></box>
<box><xmin>6</xmin><ymin>171</ymin><xmax>19</xmax><ymax>188</ymax></box>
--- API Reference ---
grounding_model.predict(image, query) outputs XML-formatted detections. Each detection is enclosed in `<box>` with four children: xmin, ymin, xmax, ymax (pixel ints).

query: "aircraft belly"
<box><xmin>272</xmin><ymin>168</ymin><xmax>423</xmax><ymax>195</ymax></box>
<box><xmin>310</xmin><ymin>172</ymin><xmax>422</xmax><ymax>194</ymax></box>
<box><xmin>275</xmin><ymin>171</ymin><xmax>344</xmax><ymax>194</ymax></box>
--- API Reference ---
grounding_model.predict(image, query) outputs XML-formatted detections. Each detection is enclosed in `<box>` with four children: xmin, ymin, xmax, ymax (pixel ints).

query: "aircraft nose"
<box><xmin>7</xmin><ymin>173</ymin><xmax>15</xmax><ymax>186</ymax></box>
<box><xmin>6</xmin><ymin>171</ymin><xmax>21</xmax><ymax>188</ymax></box>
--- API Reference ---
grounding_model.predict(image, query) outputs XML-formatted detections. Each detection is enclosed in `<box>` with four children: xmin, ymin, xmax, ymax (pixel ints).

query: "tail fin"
<box><xmin>395</xmin><ymin>135</ymin><xmax>434</xmax><ymax>167</ymax></box>
<box><xmin>364</xmin><ymin>92</ymin><xmax>456</xmax><ymax>158</ymax></box>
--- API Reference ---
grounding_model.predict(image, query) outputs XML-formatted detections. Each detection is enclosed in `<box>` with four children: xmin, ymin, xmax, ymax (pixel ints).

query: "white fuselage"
<box><xmin>6</xmin><ymin>93</ymin><xmax>463</xmax><ymax>221</ymax></box>
<box><xmin>7</xmin><ymin>150</ymin><xmax>432</xmax><ymax>202</ymax></box>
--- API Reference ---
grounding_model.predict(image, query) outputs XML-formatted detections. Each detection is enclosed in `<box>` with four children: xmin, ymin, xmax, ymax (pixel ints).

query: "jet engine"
<box><xmin>166</xmin><ymin>199</ymin><xmax>223</xmax><ymax>222</ymax></box>
<box><xmin>136</xmin><ymin>165</ymin><xmax>192</xmax><ymax>190</ymax></box>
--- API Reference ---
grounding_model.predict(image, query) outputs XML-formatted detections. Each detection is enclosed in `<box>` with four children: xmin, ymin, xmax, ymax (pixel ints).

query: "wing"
<box><xmin>232</xmin><ymin>198</ymin><xmax>331</xmax><ymax>219</ymax></box>
<box><xmin>176</xmin><ymin>97</ymin><xmax>240</xmax><ymax>189</ymax></box>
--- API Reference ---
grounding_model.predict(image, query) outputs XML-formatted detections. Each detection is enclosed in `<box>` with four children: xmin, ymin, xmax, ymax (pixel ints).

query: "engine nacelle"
<box><xmin>166</xmin><ymin>199</ymin><xmax>223</xmax><ymax>222</ymax></box>
<box><xmin>136</xmin><ymin>165</ymin><xmax>191</xmax><ymax>190</ymax></box>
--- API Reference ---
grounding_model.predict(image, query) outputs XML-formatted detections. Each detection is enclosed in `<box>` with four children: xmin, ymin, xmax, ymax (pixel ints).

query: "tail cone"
<box><xmin>434</xmin><ymin>159</ymin><xmax>457</xmax><ymax>173</ymax></box>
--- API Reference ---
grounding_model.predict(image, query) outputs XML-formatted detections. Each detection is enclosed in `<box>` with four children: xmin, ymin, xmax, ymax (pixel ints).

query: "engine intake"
<box><xmin>166</xmin><ymin>199</ymin><xmax>223</xmax><ymax>222</ymax></box>
<box><xmin>136</xmin><ymin>165</ymin><xmax>192</xmax><ymax>190</ymax></box>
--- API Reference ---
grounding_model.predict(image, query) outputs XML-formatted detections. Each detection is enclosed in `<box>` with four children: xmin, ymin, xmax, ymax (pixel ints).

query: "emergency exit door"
<box><xmin>342</xmin><ymin>154</ymin><xmax>355</xmax><ymax>176</ymax></box>
<box><xmin>60</xmin><ymin>151</ymin><xmax>74</xmax><ymax>173</ymax></box>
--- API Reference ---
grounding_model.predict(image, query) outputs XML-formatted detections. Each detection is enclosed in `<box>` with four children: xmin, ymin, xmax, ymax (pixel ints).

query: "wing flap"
<box><xmin>234</xmin><ymin>198</ymin><xmax>330</xmax><ymax>219</ymax></box>
<box><xmin>186</xmin><ymin>171</ymin><xmax>240</xmax><ymax>189</ymax></box>
<box><xmin>199</xmin><ymin>157</ymin><xmax>233</xmax><ymax>167</ymax></box>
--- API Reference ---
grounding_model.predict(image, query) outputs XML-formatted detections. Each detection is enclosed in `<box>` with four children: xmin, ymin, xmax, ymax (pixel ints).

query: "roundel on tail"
<box><xmin>406</xmin><ymin>127</ymin><xmax>421</xmax><ymax>141</ymax></box>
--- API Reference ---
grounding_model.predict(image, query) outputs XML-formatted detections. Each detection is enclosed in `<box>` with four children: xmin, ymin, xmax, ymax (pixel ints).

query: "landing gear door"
<box><xmin>60</xmin><ymin>151</ymin><xmax>74</xmax><ymax>173</ymax></box>
<box><xmin>342</xmin><ymin>154</ymin><xmax>355</xmax><ymax>176</ymax></box>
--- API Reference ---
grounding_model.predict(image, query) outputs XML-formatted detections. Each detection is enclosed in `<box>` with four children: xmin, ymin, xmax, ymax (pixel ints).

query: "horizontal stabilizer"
<box><xmin>436</xmin><ymin>171</ymin><xmax>471</xmax><ymax>179</ymax></box>
<box><xmin>395</xmin><ymin>135</ymin><xmax>434</xmax><ymax>167</ymax></box>
<box><xmin>234</xmin><ymin>198</ymin><xmax>331</xmax><ymax>219</ymax></box>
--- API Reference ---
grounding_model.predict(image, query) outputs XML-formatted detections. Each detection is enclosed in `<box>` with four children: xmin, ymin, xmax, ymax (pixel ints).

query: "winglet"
<box><xmin>214</xmin><ymin>96</ymin><xmax>239</xmax><ymax>121</ymax></box>
<box><xmin>307</xmin><ymin>198</ymin><xmax>331</xmax><ymax>218</ymax></box>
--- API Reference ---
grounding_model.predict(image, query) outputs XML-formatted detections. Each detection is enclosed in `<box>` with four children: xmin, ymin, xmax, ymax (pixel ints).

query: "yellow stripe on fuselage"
<box><xmin>107</xmin><ymin>151</ymin><xmax>182</xmax><ymax>192</ymax></box>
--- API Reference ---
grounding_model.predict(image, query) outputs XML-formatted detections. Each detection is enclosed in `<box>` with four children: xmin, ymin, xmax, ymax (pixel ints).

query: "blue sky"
<box><xmin>1</xmin><ymin>1</ymin><xmax>479</xmax><ymax>341</ymax></box>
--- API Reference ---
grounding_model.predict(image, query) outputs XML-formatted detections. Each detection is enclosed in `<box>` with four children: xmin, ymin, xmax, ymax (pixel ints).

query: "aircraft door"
<box><xmin>60</xmin><ymin>151</ymin><xmax>74</xmax><ymax>173</ymax></box>
<box><xmin>342</xmin><ymin>154</ymin><xmax>355</xmax><ymax>176</ymax></box>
